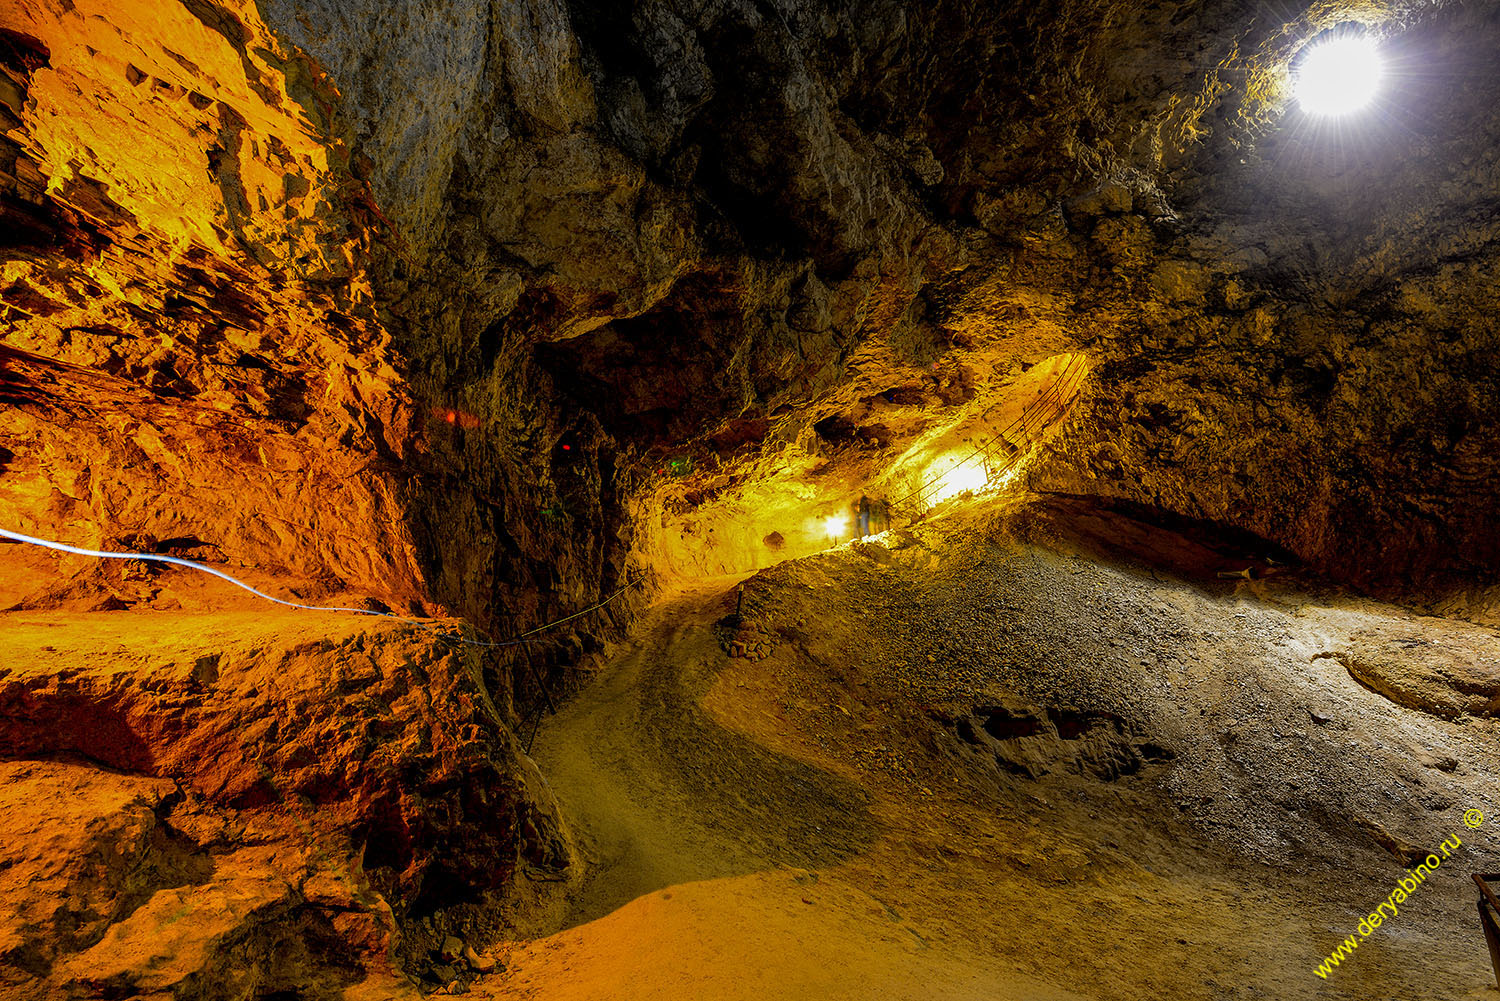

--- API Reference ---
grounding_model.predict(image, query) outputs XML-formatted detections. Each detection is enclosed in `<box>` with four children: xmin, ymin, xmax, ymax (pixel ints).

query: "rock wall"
<box><xmin>4</xmin><ymin>0</ymin><xmax>1500</xmax><ymax>993</ymax></box>
<box><xmin>1</xmin><ymin>0</ymin><xmax>429</xmax><ymax>605</ymax></box>
<box><xmin>1030</xmin><ymin>3</ymin><xmax>1500</xmax><ymax>606</ymax></box>
<box><xmin>265</xmin><ymin>0</ymin><xmax>1499</xmax><ymax>604</ymax></box>
<box><xmin>11</xmin><ymin>0</ymin><xmax>1494</xmax><ymax>629</ymax></box>
<box><xmin>0</xmin><ymin>608</ymin><xmax>569</xmax><ymax>996</ymax></box>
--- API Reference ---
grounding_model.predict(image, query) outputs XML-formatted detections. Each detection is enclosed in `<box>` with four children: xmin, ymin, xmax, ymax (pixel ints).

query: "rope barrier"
<box><xmin>0</xmin><ymin>526</ymin><xmax>641</xmax><ymax>651</ymax></box>
<box><xmin>884</xmin><ymin>354</ymin><xmax>1089</xmax><ymax>517</ymax></box>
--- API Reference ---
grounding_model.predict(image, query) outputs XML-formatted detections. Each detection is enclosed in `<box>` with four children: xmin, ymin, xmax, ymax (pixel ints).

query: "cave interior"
<box><xmin>3</xmin><ymin>1</ymin><xmax>1500</xmax><ymax>999</ymax></box>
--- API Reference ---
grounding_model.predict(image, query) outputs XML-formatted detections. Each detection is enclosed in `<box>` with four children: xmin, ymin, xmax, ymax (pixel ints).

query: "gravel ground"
<box><xmin>497</xmin><ymin>492</ymin><xmax>1500</xmax><ymax>1001</ymax></box>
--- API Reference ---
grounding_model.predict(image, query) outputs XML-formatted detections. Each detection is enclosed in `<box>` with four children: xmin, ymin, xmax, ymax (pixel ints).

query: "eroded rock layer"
<box><xmin>0</xmin><ymin>599</ymin><xmax>569</xmax><ymax>996</ymax></box>
<box><xmin>3</xmin><ymin>0</ymin><xmax>1500</xmax><ymax>994</ymax></box>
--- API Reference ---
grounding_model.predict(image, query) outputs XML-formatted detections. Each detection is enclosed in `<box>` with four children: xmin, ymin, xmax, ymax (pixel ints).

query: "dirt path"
<box><xmin>480</xmin><ymin>499</ymin><xmax>1500</xmax><ymax>1001</ymax></box>
<box><xmin>529</xmin><ymin>575</ymin><xmax>874</xmax><ymax>925</ymax></box>
<box><xmin>486</xmin><ymin>576</ymin><xmax>1088</xmax><ymax>1001</ymax></box>
<box><xmin>531</xmin><ymin>576</ymin><xmax>753</xmax><ymax>923</ymax></box>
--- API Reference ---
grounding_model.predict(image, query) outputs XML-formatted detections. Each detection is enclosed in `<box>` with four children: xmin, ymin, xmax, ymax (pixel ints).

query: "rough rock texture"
<box><xmin>1031</xmin><ymin>1</ymin><xmax>1500</xmax><ymax>606</ymax></box>
<box><xmin>0</xmin><ymin>0</ymin><xmax>428</xmax><ymax>604</ymax></box>
<box><xmin>1328</xmin><ymin>623</ymin><xmax>1500</xmax><ymax>719</ymax></box>
<box><xmin>253</xmin><ymin>0</ymin><xmax>1500</xmax><ymax>605</ymax></box>
<box><xmin>8</xmin><ymin>0</ymin><xmax>1499</xmax><ymax>627</ymax></box>
<box><xmin>5</xmin><ymin>0</ymin><xmax>1500</xmax><ymax>994</ymax></box>
<box><xmin>0</xmin><ymin>603</ymin><xmax>569</xmax><ymax>996</ymax></box>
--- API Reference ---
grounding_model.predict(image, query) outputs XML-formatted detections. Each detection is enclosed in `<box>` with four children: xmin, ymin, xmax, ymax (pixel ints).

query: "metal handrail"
<box><xmin>884</xmin><ymin>354</ymin><xmax>1088</xmax><ymax>518</ymax></box>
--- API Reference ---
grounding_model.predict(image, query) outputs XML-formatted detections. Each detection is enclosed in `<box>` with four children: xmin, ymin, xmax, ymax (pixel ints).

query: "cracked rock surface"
<box><xmin>4</xmin><ymin>0</ymin><xmax>1500</xmax><ymax>994</ymax></box>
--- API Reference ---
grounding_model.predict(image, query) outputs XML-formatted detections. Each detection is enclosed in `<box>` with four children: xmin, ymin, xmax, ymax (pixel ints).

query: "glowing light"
<box><xmin>1295</xmin><ymin>35</ymin><xmax>1382</xmax><ymax>116</ymax></box>
<box><xmin>432</xmin><ymin>406</ymin><xmax>479</xmax><ymax>429</ymax></box>
<box><xmin>929</xmin><ymin>461</ymin><xmax>989</xmax><ymax>504</ymax></box>
<box><xmin>991</xmin><ymin>461</ymin><xmax>1025</xmax><ymax>490</ymax></box>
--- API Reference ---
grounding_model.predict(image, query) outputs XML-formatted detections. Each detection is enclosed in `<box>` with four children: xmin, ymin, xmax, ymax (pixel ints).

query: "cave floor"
<box><xmin>4</xmin><ymin>497</ymin><xmax>1500</xmax><ymax>1000</ymax></box>
<box><xmin>487</xmin><ymin>496</ymin><xmax>1500</xmax><ymax>1001</ymax></box>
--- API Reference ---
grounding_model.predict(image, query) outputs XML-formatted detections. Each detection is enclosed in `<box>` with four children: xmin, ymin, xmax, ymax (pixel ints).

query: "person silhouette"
<box><xmin>857</xmin><ymin>494</ymin><xmax>871</xmax><ymax>537</ymax></box>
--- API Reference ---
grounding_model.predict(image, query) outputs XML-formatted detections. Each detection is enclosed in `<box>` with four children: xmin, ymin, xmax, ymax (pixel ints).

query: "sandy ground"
<box><xmin>7</xmin><ymin>496</ymin><xmax>1500</xmax><ymax>1000</ymax></box>
<box><xmin>479</xmin><ymin>495</ymin><xmax>1500</xmax><ymax>1001</ymax></box>
<box><xmin>489</xmin><ymin>579</ymin><xmax>1087</xmax><ymax>1001</ymax></box>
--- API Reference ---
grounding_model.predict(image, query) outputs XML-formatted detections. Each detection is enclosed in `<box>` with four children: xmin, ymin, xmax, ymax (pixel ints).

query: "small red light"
<box><xmin>445</xmin><ymin>410</ymin><xmax>456</xmax><ymax>423</ymax></box>
<box><xmin>562</xmin><ymin>444</ymin><xmax>570</xmax><ymax>451</ymax></box>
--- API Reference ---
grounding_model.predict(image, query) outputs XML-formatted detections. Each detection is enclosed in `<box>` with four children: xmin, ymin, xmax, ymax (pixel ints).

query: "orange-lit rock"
<box><xmin>0</xmin><ymin>601</ymin><xmax>571</xmax><ymax>993</ymax></box>
<box><xmin>5</xmin><ymin>0</ymin><xmax>1500</xmax><ymax>995</ymax></box>
<box><xmin>1</xmin><ymin>0</ymin><xmax>428</xmax><ymax>606</ymax></box>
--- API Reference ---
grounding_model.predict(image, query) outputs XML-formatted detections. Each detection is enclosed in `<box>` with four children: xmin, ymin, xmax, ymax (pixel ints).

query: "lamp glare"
<box><xmin>1296</xmin><ymin>36</ymin><xmax>1382</xmax><ymax>116</ymax></box>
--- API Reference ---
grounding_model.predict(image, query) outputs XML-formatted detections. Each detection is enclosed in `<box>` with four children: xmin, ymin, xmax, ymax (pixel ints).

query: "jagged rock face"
<box><xmin>4</xmin><ymin>0</ymin><xmax>1500</xmax><ymax>994</ymax></box>
<box><xmin>1032</xmin><ymin>4</ymin><xmax>1500</xmax><ymax>603</ymax></box>
<box><xmin>7</xmin><ymin>0</ymin><xmax>1497</xmax><ymax>623</ymax></box>
<box><xmin>0</xmin><ymin>608</ymin><xmax>569</xmax><ymax>996</ymax></box>
<box><xmin>0</xmin><ymin>0</ymin><xmax>640</xmax><ymax>642</ymax></box>
<box><xmin>0</xmin><ymin>1</ymin><xmax>430</xmax><ymax>607</ymax></box>
<box><xmin>252</xmin><ymin>0</ymin><xmax>1500</xmax><ymax>601</ymax></box>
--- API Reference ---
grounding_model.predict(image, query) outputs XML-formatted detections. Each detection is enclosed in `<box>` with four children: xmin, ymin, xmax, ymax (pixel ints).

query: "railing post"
<box><xmin>519</xmin><ymin>636</ymin><xmax>558</xmax><ymax>717</ymax></box>
<box><xmin>1475</xmin><ymin>875</ymin><xmax>1500</xmax><ymax>988</ymax></box>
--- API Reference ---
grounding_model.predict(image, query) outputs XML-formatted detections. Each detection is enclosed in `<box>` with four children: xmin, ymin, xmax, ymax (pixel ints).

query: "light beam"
<box><xmin>1295</xmin><ymin>35</ymin><xmax>1382</xmax><ymax>116</ymax></box>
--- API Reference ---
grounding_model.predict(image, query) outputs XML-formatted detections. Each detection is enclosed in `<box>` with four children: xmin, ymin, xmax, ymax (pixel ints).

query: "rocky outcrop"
<box><xmin>5</xmin><ymin>0</ymin><xmax>1500</xmax><ymax>994</ymax></box>
<box><xmin>8</xmin><ymin>0</ymin><xmax>1499</xmax><ymax>630</ymax></box>
<box><xmin>1325</xmin><ymin>622</ymin><xmax>1500</xmax><ymax>719</ymax></box>
<box><xmin>0</xmin><ymin>0</ymin><xmax>428</xmax><ymax>605</ymax></box>
<box><xmin>1030</xmin><ymin>4</ymin><xmax>1500</xmax><ymax>602</ymax></box>
<box><xmin>0</xmin><ymin>607</ymin><xmax>570</xmax><ymax>995</ymax></box>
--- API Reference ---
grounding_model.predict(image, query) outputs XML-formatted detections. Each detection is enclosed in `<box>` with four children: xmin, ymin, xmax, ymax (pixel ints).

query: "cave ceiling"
<box><xmin>2</xmin><ymin>0</ymin><xmax>1498</xmax><ymax>620</ymax></box>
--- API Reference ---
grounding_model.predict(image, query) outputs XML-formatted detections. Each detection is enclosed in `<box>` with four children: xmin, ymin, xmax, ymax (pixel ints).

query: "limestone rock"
<box><xmin>5</xmin><ymin>0</ymin><xmax>1500</xmax><ymax>994</ymax></box>
<box><xmin>0</xmin><ymin>606</ymin><xmax>573</xmax><ymax>992</ymax></box>
<box><xmin>464</xmin><ymin>945</ymin><xmax>496</xmax><ymax>973</ymax></box>
<box><xmin>1330</xmin><ymin>621</ymin><xmax>1500</xmax><ymax>719</ymax></box>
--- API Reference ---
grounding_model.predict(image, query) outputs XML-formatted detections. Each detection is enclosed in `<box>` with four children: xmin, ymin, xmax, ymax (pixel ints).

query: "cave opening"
<box><xmin>3</xmin><ymin>1</ymin><xmax>1500</xmax><ymax>1000</ymax></box>
<box><xmin>1292</xmin><ymin>25</ymin><xmax>1384</xmax><ymax>117</ymax></box>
